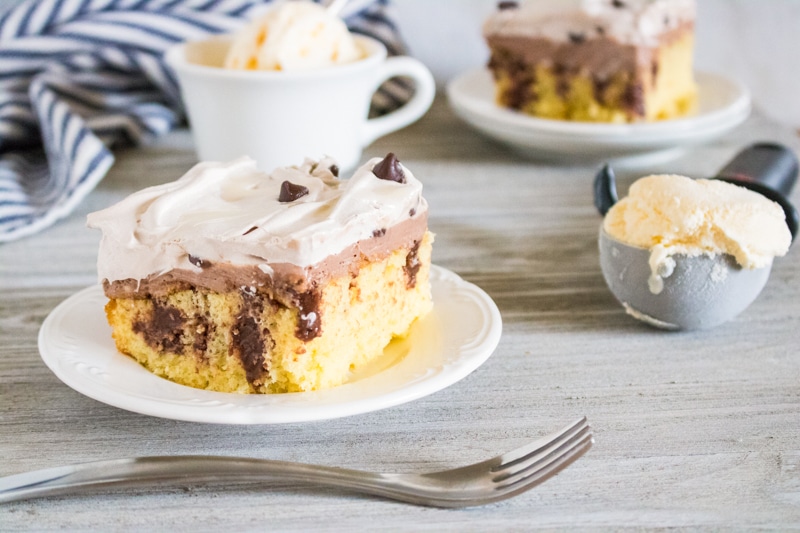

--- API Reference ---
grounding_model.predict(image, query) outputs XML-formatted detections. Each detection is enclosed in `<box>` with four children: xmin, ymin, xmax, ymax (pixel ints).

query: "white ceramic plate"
<box><xmin>38</xmin><ymin>265</ymin><xmax>502</xmax><ymax>424</ymax></box>
<box><xmin>446</xmin><ymin>69</ymin><xmax>751</xmax><ymax>166</ymax></box>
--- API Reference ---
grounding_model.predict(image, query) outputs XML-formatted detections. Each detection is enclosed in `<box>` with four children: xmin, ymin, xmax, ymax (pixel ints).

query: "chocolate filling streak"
<box><xmin>488</xmin><ymin>52</ymin><xmax>533</xmax><ymax>109</ymax></box>
<box><xmin>122</xmin><ymin>240</ymin><xmax>425</xmax><ymax>386</ymax></box>
<box><xmin>125</xmin><ymin>240</ymin><xmax>424</xmax><ymax>386</ymax></box>
<box><xmin>404</xmin><ymin>239</ymin><xmax>422</xmax><ymax>289</ymax></box>
<box><xmin>193</xmin><ymin>318</ymin><xmax>211</xmax><ymax>353</ymax></box>
<box><xmin>232</xmin><ymin>315</ymin><xmax>267</xmax><ymax>385</ymax></box>
<box><xmin>232</xmin><ymin>294</ymin><xmax>270</xmax><ymax>386</ymax></box>
<box><xmin>133</xmin><ymin>301</ymin><xmax>186</xmax><ymax>354</ymax></box>
<box><xmin>131</xmin><ymin>295</ymin><xmax>271</xmax><ymax>387</ymax></box>
<box><xmin>292</xmin><ymin>289</ymin><xmax>322</xmax><ymax>342</ymax></box>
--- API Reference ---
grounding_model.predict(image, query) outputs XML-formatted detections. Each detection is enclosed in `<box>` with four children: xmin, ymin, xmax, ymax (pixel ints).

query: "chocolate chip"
<box><xmin>372</xmin><ymin>153</ymin><xmax>405</xmax><ymax>184</ymax></box>
<box><xmin>188</xmin><ymin>255</ymin><xmax>209</xmax><ymax>268</ymax></box>
<box><xmin>596</xmin><ymin>25</ymin><xmax>605</xmax><ymax>36</ymax></box>
<box><xmin>409</xmin><ymin>208</ymin><xmax>416</xmax><ymax>217</ymax></box>
<box><xmin>612</xmin><ymin>0</ymin><xmax>626</xmax><ymax>8</ymax></box>
<box><xmin>329</xmin><ymin>164</ymin><xmax>339</xmax><ymax>177</ymax></box>
<box><xmin>497</xmin><ymin>1</ymin><xmax>518</xmax><ymax>9</ymax></box>
<box><xmin>278</xmin><ymin>180</ymin><xmax>309</xmax><ymax>202</ymax></box>
<box><xmin>568</xmin><ymin>32</ymin><xmax>586</xmax><ymax>44</ymax></box>
<box><xmin>372</xmin><ymin>228</ymin><xmax>386</xmax><ymax>238</ymax></box>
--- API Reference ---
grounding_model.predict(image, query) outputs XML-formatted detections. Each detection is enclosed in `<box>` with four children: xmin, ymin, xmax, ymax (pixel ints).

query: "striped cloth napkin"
<box><xmin>0</xmin><ymin>0</ymin><xmax>408</xmax><ymax>242</ymax></box>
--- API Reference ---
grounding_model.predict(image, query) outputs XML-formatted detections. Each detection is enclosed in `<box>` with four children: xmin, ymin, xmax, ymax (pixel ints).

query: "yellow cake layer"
<box><xmin>493</xmin><ymin>33</ymin><xmax>696</xmax><ymax>123</ymax></box>
<box><xmin>645</xmin><ymin>33</ymin><xmax>697</xmax><ymax>121</ymax></box>
<box><xmin>106</xmin><ymin>232</ymin><xmax>433</xmax><ymax>394</ymax></box>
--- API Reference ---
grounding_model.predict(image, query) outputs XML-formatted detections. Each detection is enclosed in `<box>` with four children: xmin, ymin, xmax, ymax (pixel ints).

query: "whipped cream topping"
<box><xmin>87</xmin><ymin>156</ymin><xmax>428</xmax><ymax>284</ymax></box>
<box><xmin>484</xmin><ymin>0</ymin><xmax>696</xmax><ymax>47</ymax></box>
<box><xmin>224</xmin><ymin>0</ymin><xmax>364</xmax><ymax>71</ymax></box>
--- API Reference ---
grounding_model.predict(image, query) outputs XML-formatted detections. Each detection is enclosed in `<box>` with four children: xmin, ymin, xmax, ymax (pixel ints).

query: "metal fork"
<box><xmin>0</xmin><ymin>417</ymin><xmax>592</xmax><ymax>508</ymax></box>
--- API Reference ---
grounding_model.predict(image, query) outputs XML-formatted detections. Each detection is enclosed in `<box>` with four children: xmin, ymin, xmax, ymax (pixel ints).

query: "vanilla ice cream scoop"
<box><xmin>595</xmin><ymin>143</ymin><xmax>798</xmax><ymax>330</ymax></box>
<box><xmin>603</xmin><ymin>173</ymin><xmax>791</xmax><ymax>272</ymax></box>
<box><xmin>224</xmin><ymin>1</ymin><xmax>363</xmax><ymax>71</ymax></box>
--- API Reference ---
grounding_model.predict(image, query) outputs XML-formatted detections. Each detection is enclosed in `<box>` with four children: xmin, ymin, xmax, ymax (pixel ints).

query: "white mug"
<box><xmin>164</xmin><ymin>35</ymin><xmax>435</xmax><ymax>172</ymax></box>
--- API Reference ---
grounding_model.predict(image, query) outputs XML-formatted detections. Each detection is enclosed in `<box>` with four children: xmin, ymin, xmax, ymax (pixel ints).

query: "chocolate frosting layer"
<box><xmin>487</xmin><ymin>22</ymin><xmax>692</xmax><ymax>76</ymax></box>
<box><xmin>103</xmin><ymin>214</ymin><xmax>428</xmax><ymax>301</ymax></box>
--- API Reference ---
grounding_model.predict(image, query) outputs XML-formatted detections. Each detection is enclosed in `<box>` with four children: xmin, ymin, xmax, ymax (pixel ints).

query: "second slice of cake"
<box><xmin>87</xmin><ymin>153</ymin><xmax>433</xmax><ymax>394</ymax></box>
<box><xmin>484</xmin><ymin>0</ymin><xmax>697</xmax><ymax>123</ymax></box>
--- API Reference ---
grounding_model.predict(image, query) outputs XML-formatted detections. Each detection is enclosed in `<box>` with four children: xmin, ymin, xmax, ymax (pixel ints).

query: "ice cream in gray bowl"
<box><xmin>595</xmin><ymin>144</ymin><xmax>797</xmax><ymax>330</ymax></box>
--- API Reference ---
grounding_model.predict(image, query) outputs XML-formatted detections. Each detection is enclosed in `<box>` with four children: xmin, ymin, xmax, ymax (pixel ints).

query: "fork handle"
<box><xmin>0</xmin><ymin>456</ymin><xmax>395</xmax><ymax>504</ymax></box>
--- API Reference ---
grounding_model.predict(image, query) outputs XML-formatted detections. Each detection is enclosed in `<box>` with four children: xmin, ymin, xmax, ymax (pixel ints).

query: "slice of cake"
<box><xmin>483</xmin><ymin>0</ymin><xmax>697</xmax><ymax>123</ymax></box>
<box><xmin>86</xmin><ymin>153</ymin><xmax>433</xmax><ymax>394</ymax></box>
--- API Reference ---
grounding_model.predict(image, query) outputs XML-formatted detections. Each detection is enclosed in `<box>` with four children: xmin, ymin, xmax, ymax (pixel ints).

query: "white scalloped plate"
<box><xmin>446</xmin><ymin>69</ymin><xmax>751</xmax><ymax>166</ymax></box>
<box><xmin>38</xmin><ymin>265</ymin><xmax>502</xmax><ymax>424</ymax></box>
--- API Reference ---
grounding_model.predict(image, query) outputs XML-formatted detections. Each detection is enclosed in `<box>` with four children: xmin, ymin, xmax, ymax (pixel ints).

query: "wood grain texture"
<box><xmin>1</xmin><ymin>97</ymin><xmax>799</xmax><ymax>530</ymax></box>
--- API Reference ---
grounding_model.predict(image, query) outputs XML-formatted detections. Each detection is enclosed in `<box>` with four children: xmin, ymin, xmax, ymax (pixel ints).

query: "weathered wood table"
<box><xmin>2</xmin><ymin>97</ymin><xmax>799</xmax><ymax>530</ymax></box>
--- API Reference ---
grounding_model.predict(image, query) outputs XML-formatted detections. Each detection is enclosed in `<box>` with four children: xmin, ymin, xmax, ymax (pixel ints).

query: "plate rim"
<box><xmin>37</xmin><ymin>264</ymin><xmax>502</xmax><ymax>425</ymax></box>
<box><xmin>445</xmin><ymin>67</ymin><xmax>751</xmax><ymax>153</ymax></box>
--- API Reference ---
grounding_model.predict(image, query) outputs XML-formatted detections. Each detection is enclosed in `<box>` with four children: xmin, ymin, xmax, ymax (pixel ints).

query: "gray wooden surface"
<box><xmin>2</xmin><ymin>97</ymin><xmax>799</xmax><ymax>531</ymax></box>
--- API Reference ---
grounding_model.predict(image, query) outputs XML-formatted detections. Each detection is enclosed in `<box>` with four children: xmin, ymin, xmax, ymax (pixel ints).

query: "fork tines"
<box><xmin>491</xmin><ymin>417</ymin><xmax>593</xmax><ymax>489</ymax></box>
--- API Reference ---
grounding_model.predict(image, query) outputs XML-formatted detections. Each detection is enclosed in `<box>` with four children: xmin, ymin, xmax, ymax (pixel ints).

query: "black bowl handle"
<box><xmin>714</xmin><ymin>142</ymin><xmax>798</xmax><ymax>241</ymax></box>
<box><xmin>593</xmin><ymin>164</ymin><xmax>618</xmax><ymax>216</ymax></box>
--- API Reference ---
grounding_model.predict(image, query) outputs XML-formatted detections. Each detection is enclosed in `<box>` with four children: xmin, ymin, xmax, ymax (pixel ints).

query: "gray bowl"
<box><xmin>598</xmin><ymin>228</ymin><xmax>772</xmax><ymax>330</ymax></box>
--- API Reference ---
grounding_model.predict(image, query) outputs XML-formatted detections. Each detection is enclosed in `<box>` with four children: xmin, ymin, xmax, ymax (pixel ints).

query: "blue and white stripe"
<box><xmin>0</xmin><ymin>0</ymin><xmax>407</xmax><ymax>242</ymax></box>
